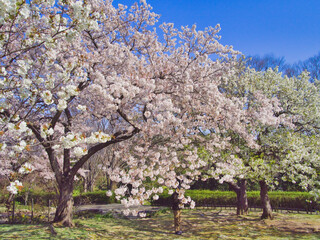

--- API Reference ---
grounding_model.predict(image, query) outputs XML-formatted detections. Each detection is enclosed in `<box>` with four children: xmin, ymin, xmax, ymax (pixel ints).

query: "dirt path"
<box><xmin>74</xmin><ymin>204</ymin><xmax>166</xmax><ymax>218</ymax></box>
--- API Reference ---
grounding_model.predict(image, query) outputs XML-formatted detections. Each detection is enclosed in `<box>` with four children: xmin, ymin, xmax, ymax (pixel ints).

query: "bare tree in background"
<box><xmin>246</xmin><ymin>52</ymin><xmax>320</xmax><ymax>81</ymax></box>
<box><xmin>245</xmin><ymin>54</ymin><xmax>288</xmax><ymax>72</ymax></box>
<box><xmin>80</xmin><ymin>118</ymin><xmax>127</xmax><ymax>192</ymax></box>
<box><xmin>288</xmin><ymin>52</ymin><xmax>320</xmax><ymax>81</ymax></box>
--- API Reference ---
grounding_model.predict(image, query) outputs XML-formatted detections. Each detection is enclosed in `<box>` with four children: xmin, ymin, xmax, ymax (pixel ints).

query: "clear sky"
<box><xmin>114</xmin><ymin>0</ymin><xmax>320</xmax><ymax>64</ymax></box>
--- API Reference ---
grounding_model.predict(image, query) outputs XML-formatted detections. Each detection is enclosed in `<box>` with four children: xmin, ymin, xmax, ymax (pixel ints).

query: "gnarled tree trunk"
<box><xmin>53</xmin><ymin>177</ymin><xmax>74</xmax><ymax>226</ymax></box>
<box><xmin>228</xmin><ymin>179</ymin><xmax>248</xmax><ymax>215</ymax></box>
<box><xmin>259</xmin><ymin>180</ymin><xmax>273</xmax><ymax>219</ymax></box>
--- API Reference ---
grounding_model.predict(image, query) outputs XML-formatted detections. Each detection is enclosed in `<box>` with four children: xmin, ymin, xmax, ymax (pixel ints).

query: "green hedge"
<box><xmin>73</xmin><ymin>191</ymin><xmax>117</xmax><ymax>205</ymax></box>
<box><xmin>152</xmin><ymin>190</ymin><xmax>319</xmax><ymax>212</ymax></box>
<box><xmin>2</xmin><ymin>190</ymin><xmax>117</xmax><ymax>206</ymax></box>
<box><xmin>3</xmin><ymin>189</ymin><xmax>318</xmax><ymax>212</ymax></box>
<box><xmin>3</xmin><ymin>191</ymin><xmax>58</xmax><ymax>206</ymax></box>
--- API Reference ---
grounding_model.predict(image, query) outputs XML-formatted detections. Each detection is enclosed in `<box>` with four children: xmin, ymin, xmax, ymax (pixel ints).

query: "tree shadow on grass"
<box><xmin>0</xmin><ymin>224</ymin><xmax>51</xmax><ymax>239</ymax></box>
<box><xmin>112</xmin><ymin>209</ymin><xmax>320</xmax><ymax>239</ymax></box>
<box><xmin>0</xmin><ymin>224</ymin><xmax>45</xmax><ymax>234</ymax></box>
<box><xmin>3</xmin><ymin>210</ymin><xmax>319</xmax><ymax>240</ymax></box>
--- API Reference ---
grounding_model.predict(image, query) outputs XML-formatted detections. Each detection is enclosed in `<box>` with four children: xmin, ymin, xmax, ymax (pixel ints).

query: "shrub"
<box><xmin>73</xmin><ymin>191</ymin><xmax>117</xmax><ymax>205</ymax></box>
<box><xmin>13</xmin><ymin>190</ymin><xmax>58</xmax><ymax>206</ymax></box>
<box><xmin>8</xmin><ymin>190</ymin><xmax>117</xmax><ymax>206</ymax></box>
<box><xmin>152</xmin><ymin>190</ymin><xmax>319</xmax><ymax>212</ymax></box>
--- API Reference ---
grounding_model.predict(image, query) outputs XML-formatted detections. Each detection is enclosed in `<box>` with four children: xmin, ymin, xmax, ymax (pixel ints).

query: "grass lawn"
<box><xmin>0</xmin><ymin>209</ymin><xmax>320</xmax><ymax>239</ymax></box>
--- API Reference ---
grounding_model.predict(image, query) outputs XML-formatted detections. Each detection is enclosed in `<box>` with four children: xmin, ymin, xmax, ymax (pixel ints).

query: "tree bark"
<box><xmin>228</xmin><ymin>179</ymin><xmax>248</xmax><ymax>215</ymax></box>
<box><xmin>172</xmin><ymin>191</ymin><xmax>182</xmax><ymax>235</ymax></box>
<box><xmin>25</xmin><ymin>192</ymin><xmax>29</xmax><ymax>206</ymax></box>
<box><xmin>83</xmin><ymin>177</ymin><xmax>88</xmax><ymax>193</ymax></box>
<box><xmin>87</xmin><ymin>172</ymin><xmax>95</xmax><ymax>192</ymax></box>
<box><xmin>238</xmin><ymin>179</ymin><xmax>248</xmax><ymax>215</ymax></box>
<box><xmin>83</xmin><ymin>174</ymin><xmax>95</xmax><ymax>192</ymax></box>
<box><xmin>259</xmin><ymin>180</ymin><xmax>273</xmax><ymax>219</ymax></box>
<box><xmin>5</xmin><ymin>193</ymin><xmax>14</xmax><ymax>223</ymax></box>
<box><xmin>53</xmin><ymin>177</ymin><xmax>74</xmax><ymax>226</ymax></box>
<box><xmin>107</xmin><ymin>177</ymin><xmax>118</xmax><ymax>191</ymax></box>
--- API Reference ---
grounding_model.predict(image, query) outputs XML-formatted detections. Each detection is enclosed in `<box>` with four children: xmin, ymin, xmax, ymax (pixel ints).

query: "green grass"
<box><xmin>0</xmin><ymin>209</ymin><xmax>320</xmax><ymax>239</ymax></box>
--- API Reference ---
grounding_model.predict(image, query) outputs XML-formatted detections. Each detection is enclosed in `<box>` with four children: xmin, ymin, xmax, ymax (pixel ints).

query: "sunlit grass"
<box><xmin>0</xmin><ymin>209</ymin><xmax>319</xmax><ymax>239</ymax></box>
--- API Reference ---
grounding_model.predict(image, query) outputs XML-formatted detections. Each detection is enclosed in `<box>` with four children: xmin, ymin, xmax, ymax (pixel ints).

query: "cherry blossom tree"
<box><xmin>210</xmin><ymin>67</ymin><xmax>320</xmax><ymax>219</ymax></box>
<box><xmin>0</xmin><ymin>0</ymin><xmax>258</xmax><ymax>228</ymax></box>
<box><xmin>252</xmin><ymin>71</ymin><xmax>320</xmax><ymax>219</ymax></box>
<box><xmin>189</xmin><ymin>60</ymin><xmax>283</xmax><ymax>216</ymax></box>
<box><xmin>0</xmin><ymin>0</ymin><xmax>159</xmax><ymax>226</ymax></box>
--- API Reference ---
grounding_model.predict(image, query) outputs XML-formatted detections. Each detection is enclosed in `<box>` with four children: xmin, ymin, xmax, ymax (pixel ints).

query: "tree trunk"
<box><xmin>24</xmin><ymin>190</ymin><xmax>29</xmax><ymax>206</ymax></box>
<box><xmin>53</xmin><ymin>178</ymin><xmax>74</xmax><ymax>226</ymax></box>
<box><xmin>238</xmin><ymin>179</ymin><xmax>248</xmax><ymax>215</ymax></box>
<box><xmin>6</xmin><ymin>193</ymin><xmax>14</xmax><ymax>223</ymax></box>
<box><xmin>259</xmin><ymin>180</ymin><xmax>273</xmax><ymax>219</ymax></box>
<box><xmin>87</xmin><ymin>174</ymin><xmax>95</xmax><ymax>192</ymax></box>
<box><xmin>107</xmin><ymin>177</ymin><xmax>118</xmax><ymax>191</ymax></box>
<box><xmin>172</xmin><ymin>191</ymin><xmax>182</xmax><ymax>235</ymax></box>
<box><xmin>83</xmin><ymin>174</ymin><xmax>95</xmax><ymax>193</ymax></box>
<box><xmin>228</xmin><ymin>180</ymin><xmax>248</xmax><ymax>215</ymax></box>
<box><xmin>83</xmin><ymin>177</ymin><xmax>88</xmax><ymax>193</ymax></box>
<box><xmin>173</xmin><ymin>209</ymin><xmax>182</xmax><ymax>234</ymax></box>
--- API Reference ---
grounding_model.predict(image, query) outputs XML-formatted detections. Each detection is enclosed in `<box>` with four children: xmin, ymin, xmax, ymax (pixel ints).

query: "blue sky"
<box><xmin>114</xmin><ymin>0</ymin><xmax>320</xmax><ymax>64</ymax></box>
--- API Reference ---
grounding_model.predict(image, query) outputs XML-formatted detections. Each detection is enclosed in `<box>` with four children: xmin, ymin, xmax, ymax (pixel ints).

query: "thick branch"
<box><xmin>27</xmin><ymin>123</ymin><xmax>62</xmax><ymax>184</ymax></box>
<box><xmin>63</xmin><ymin>108</ymin><xmax>72</xmax><ymax>176</ymax></box>
<box><xmin>228</xmin><ymin>181</ymin><xmax>240</xmax><ymax>194</ymax></box>
<box><xmin>142</xmin><ymin>104</ymin><xmax>148</xmax><ymax>122</ymax></box>
<box><xmin>85</xmin><ymin>30</ymin><xmax>99</xmax><ymax>49</ymax></box>
<box><xmin>117</xmin><ymin>108</ymin><xmax>136</xmax><ymax>128</ymax></box>
<box><xmin>69</xmin><ymin>127</ymin><xmax>140</xmax><ymax>178</ymax></box>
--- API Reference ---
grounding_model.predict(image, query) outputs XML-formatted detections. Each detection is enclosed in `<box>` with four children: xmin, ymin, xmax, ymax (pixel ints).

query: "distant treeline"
<box><xmin>244</xmin><ymin>52</ymin><xmax>320</xmax><ymax>81</ymax></box>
